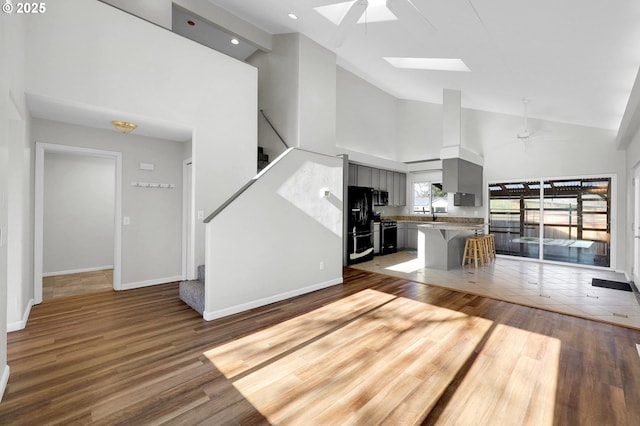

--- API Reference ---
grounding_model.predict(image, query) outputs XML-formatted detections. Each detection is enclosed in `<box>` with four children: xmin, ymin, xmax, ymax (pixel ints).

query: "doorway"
<box><xmin>34</xmin><ymin>143</ymin><xmax>122</xmax><ymax>304</ymax></box>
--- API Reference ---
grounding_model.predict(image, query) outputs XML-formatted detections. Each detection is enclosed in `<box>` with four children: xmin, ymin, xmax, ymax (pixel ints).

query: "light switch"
<box><xmin>197</xmin><ymin>210</ymin><xmax>204</xmax><ymax>220</ymax></box>
<box><xmin>123</xmin><ymin>216</ymin><xmax>130</xmax><ymax>225</ymax></box>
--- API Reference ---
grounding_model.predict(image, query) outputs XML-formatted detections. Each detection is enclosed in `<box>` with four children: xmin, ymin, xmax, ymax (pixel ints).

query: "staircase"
<box><xmin>258</xmin><ymin>146</ymin><xmax>269</xmax><ymax>171</ymax></box>
<box><xmin>179</xmin><ymin>265</ymin><xmax>205</xmax><ymax>315</ymax></box>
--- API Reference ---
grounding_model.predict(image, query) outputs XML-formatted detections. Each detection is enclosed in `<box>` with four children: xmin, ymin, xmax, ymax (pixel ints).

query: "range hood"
<box><xmin>440</xmin><ymin>89</ymin><xmax>483</xmax><ymax>206</ymax></box>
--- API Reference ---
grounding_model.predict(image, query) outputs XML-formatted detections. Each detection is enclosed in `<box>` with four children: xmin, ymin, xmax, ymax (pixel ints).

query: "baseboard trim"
<box><xmin>120</xmin><ymin>276</ymin><xmax>183</xmax><ymax>291</ymax></box>
<box><xmin>0</xmin><ymin>365</ymin><xmax>9</xmax><ymax>403</ymax></box>
<box><xmin>203</xmin><ymin>277</ymin><xmax>343</xmax><ymax>321</ymax></box>
<box><xmin>7</xmin><ymin>298</ymin><xmax>34</xmax><ymax>332</ymax></box>
<box><xmin>43</xmin><ymin>265</ymin><xmax>114</xmax><ymax>277</ymax></box>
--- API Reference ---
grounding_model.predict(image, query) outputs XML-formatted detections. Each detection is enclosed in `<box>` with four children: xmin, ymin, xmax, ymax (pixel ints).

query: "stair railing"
<box><xmin>260</xmin><ymin>109</ymin><xmax>289</xmax><ymax>149</ymax></box>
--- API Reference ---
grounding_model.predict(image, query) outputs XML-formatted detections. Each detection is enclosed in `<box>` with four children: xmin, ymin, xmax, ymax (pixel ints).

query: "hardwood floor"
<box><xmin>43</xmin><ymin>269</ymin><xmax>113</xmax><ymax>300</ymax></box>
<box><xmin>2</xmin><ymin>268</ymin><xmax>640</xmax><ymax>425</ymax></box>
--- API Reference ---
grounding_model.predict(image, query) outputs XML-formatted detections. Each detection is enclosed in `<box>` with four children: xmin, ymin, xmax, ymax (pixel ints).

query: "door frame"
<box><xmin>34</xmin><ymin>142</ymin><xmax>122</xmax><ymax>304</ymax></box>
<box><xmin>182</xmin><ymin>158</ymin><xmax>195</xmax><ymax>280</ymax></box>
<box><xmin>634</xmin><ymin>164</ymin><xmax>640</xmax><ymax>284</ymax></box>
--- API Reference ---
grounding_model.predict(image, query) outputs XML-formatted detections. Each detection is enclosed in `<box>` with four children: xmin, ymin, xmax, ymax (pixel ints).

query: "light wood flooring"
<box><xmin>353</xmin><ymin>251</ymin><xmax>640</xmax><ymax>329</ymax></box>
<box><xmin>43</xmin><ymin>269</ymin><xmax>113</xmax><ymax>300</ymax></box>
<box><xmin>2</xmin><ymin>268</ymin><xmax>640</xmax><ymax>425</ymax></box>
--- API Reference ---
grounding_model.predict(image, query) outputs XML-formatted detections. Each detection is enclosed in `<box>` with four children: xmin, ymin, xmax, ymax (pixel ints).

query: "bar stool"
<box><xmin>479</xmin><ymin>235</ymin><xmax>491</xmax><ymax>264</ymax></box>
<box><xmin>486</xmin><ymin>234</ymin><xmax>496</xmax><ymax>261</ymax></box>
<box><xmin>462</xmin><ymin>237</ymin><xmax>485</xmax><ymax>267</ymax></box>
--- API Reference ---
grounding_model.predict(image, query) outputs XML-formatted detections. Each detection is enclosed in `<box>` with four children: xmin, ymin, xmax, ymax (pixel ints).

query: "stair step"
<box><xmin>179</xmin><ymin>280</ymin><xmax>204</xmax><ymax>315</ymax></box>
<box><xmin>197</xmin><ymin>264</ymin><xmax>205</xmax><ymax>283</ymax></box>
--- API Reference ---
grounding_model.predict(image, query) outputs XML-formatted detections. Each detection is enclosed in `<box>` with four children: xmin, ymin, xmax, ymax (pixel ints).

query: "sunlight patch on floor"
<box><xmin>202</xmin><ymin>289</ymin><xmax>496</xmax><ymax>424</ymax></box>
<box><xmin>384</xmin><ymin>258</ymin><xmax>424</xmax><ymax>273</ymax></box>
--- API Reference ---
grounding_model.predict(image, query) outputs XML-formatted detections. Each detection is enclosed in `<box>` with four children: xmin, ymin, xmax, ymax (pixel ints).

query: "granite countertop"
<box><xmin>417</xmin><ymin>222</ymin><xmax>485</xmax><ymax>231</ymax></box>
<box><xmin>384</xmin><ymin>216</ymin><xmax>484</xmax><ymax>225</ymax></box>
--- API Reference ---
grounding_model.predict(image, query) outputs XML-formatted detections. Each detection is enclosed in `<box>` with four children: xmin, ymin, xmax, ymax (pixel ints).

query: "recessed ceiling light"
<box><xmin>187</xmin><ymin>20</ymin><xmax>195</xmax><ymax>26</ymax></box>
<box><xmin>231</xmin><ymin>38</ymin><xmax>239</xmax><ymax>45</ymax></box>
<box><xmin>288</xmin><ymin>13</ymin><xmax>298</xmax><ymax>20</ymax></box>
<box><xmin>383</xmin><ymin>57</ymin><xmax>471</xmax><ymax>72</ymax></box>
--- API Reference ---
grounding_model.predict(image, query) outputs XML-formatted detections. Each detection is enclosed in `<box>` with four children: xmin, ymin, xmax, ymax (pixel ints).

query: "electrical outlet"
<box><xmin>319</xmin><ymin>261</ymin><xmax>325</xmax><ymax>270</ymax></box>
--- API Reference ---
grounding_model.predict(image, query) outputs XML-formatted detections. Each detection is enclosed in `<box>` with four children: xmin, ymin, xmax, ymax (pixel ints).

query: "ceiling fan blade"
<box><xmin>330</xmin><ymin>0</ymin><xmax>368</xmax><ymax>47</ymax></box>
<box><xmin>385</xmin><ymin>0</ymin><xmax>436</xmax><ymax>35</ymax></box>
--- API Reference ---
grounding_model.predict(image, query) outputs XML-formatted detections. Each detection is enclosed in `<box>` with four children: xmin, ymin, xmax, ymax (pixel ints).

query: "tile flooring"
<box><xmin>350</xmin><ymin>250</ymin><xmax>640</xmax><ymax>330</ymax></box>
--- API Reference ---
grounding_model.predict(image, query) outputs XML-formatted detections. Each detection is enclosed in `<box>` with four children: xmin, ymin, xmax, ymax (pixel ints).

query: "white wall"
<box><xmin>625</xmin><ymin>129</ymin><xmax>640</xmax><ymax>279</ymax></box>
<box><xmin>33</xmin><ymin>119</ymin><xmax>184</xmax><ymax>287</ymax></box>
<box><xmin>100</xmin><ymin>0</ymin><xmax>173</xmax><ymax>29</ymax></box>
<box><xmin>336</xmin><ymin>67</ymin><xmax>399</xmax><ymax>162</ymax></box>
<box><xmin>205</xmin><ymin>149</ymin><xmax>343</xmax><ymax>320</ymax></box>
<box><xmin>43</xmin><ymin>153</ymin><xmax>115</xmax><ymax>274</ymax></box>
<box><xmin>25</xmin><ymin>0</ymin><xmax>257</xmax><ymax>272</ymax></box>
<box><xmin>298</xmin><ymin>35</ymin><xmax>337</xmax><ymax>155</ymax></box>
<box><xmin>1</xmin><ymin>10</ymin><xmax>30</xmax><ymax>400</ymax></box>
<box><xmin>249</xmin><ymin>34</ymin><xmax>300</xmax><ymax>155</ymax></box>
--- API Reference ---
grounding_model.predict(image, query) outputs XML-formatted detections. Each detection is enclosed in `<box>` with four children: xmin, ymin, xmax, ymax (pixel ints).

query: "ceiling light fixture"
<box><xmin>111</xmin><ymin>120</ymin><xmax>138</xmax><ymax>135</ymax></box>
<box><xmin>288</xmin><ymin>13</ymin><xmax>298</xmax><ymax>20</ymax></box>
<box><xmin>231</xmin><ymin>38</ymin><xmax>240</xmax><ymax>45</ymax></box>
<box><xmin>383</xmin><ymin>57</ymin><xmax>471</xmax><ymax>72</ymax></box>
<box><xmin>187</xmin><ymin>20</ymin><xmax>195</xmax><ymax>26</ymax></box>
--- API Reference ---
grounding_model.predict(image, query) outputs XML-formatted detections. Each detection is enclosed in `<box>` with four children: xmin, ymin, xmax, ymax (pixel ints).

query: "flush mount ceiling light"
<box><xmin>111</xmin><ymin>120</ymin><xmax>137</xmax><ymax>135</ymax></box>
<box><xmin>288</xmin><ymin>13</ymin><xmax>298</xmax><ymax>20</ymax></box>
<box><xmin>383</xmin><ymin>57</ymin><xmax>471</xmax><ymax>72</ymax></box>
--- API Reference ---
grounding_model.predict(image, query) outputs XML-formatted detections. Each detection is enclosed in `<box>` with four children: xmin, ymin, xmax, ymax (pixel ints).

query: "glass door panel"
<box><xmin>541</xmin><ymin>178</ymin><xmax>610</xmax><ymax>266</ymax></box>
<box><xmin>489</xmin><ymin>181</ymin><xmax>540</xmax><ymax>260</ymax></box>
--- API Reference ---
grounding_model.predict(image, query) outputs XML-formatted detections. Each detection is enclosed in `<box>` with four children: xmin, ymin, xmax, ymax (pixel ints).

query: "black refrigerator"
<box><xmin>347</xmin><ymin>186</ymin><xmax>374</xmax><ymax>264</ymax></box>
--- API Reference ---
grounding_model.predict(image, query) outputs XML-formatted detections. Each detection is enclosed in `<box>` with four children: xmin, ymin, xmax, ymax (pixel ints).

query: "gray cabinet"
<box><xmin>379</xmin><ymin>170</ymin><xmax>387</xmax><ymax>191</ymax></box>
<box><xmin>348</xmin><ymin>163</ymin><xmax>358</xmax><ymax>186</ymax></box>
<box><xmin>397</xmin><ymin>222</ymin><xmax>406</xmax><ymax>249</ymax></box>
<box><xmin>347</xmin><ymin>163</ymin><xmax>406</xmax><ymax>206</ymax></box>
<box><xmin>371</xmin><ymin>168</ymin><xmax>380</xmax><ymax>190</ymax></box>
<box><xmin>393</xmin><ymin>172</ymin><xmax>401</xmax><ymax>206</ymax></box>
<box><xmin>357</xmin><ymin>165</ymin><xmax>372</xmax><ymax>188</ymax></box>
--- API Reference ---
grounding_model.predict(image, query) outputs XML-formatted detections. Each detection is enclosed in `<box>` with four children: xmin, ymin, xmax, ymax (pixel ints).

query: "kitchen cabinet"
<box><xmin>407</xmin><ymin>223</ymin><xmax>419</xmax><ymax>250</ymax></box>
<box><xmin>357</xmin><ymin>165</ymin><xmax>372</xmax><ymax>188</ymax></box>
<box><xmin>397</xmin><ymin>222</ymin><xmax>406</xmax><ymax>249</ymax></box>
<box><xmin>347</xmin><ymin>163</ymin><xmax>406</xmax><ymax>206</ymax></box>
<box><xmin>399</xmin><ymin>173</ymin><xmax>406</xmax><ymax>206</ymax></box>
<box><xmin>371</xmin><ymin>168</ymin><xmax>380</xmax><ymax>190</ymax></box>
<box><xmin>393</xmin><ymin>172</ymin><xmax>401</xmax><ymax>206</ymax></box>
<box><xmin>348</xmin><ymin>163</ymin><xmax>358</xmax><ymax>186</ymax></box>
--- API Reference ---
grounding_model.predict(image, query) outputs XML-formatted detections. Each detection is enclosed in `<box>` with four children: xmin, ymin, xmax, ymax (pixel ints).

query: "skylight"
<box><xmin>315</xmin><ymin>0</ymin><xmax>397</xmax><ymax>26</ymax></box>
<box><xmin>383</xmin><ymin>57</ymin><xmax>471</xmax><ymax>72</ymax></box>
<box><xmin>315</xmin><ymin>1</ymin><xmax>357</xmax><ymax>25</ymax></box>
<box><xmin>357</xmin><ymin>0</ymin><xmax>397</xmax><ymax>23</ymax></box>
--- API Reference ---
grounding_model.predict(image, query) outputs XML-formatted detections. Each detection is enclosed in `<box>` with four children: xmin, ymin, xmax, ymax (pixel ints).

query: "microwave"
<box><xmin>373</xmin><ymin>190</ymin><xmax>388</xmax><ymax>206</ymax></box>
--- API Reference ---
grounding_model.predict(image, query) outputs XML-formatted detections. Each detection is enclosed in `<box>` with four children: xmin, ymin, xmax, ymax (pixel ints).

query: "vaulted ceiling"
<box><xmin>207</xmin><ymin>0</ymin><xmax>640</xmax><ymax>131</ymax></box>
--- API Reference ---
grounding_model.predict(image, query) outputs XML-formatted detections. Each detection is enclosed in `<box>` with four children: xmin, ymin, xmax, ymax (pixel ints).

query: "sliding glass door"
<box><xmin>489</xmin><ymin>177</ymin><xmax>611</xmax><ymax>267</ymax></box>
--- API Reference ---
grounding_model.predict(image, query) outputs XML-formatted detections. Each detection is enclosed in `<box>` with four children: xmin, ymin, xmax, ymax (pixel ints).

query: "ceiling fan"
<box><xmin>313</xmin><ymin>0</ymin><xmax>435</xmax><ymax>46</ymax></box>
<box><xmin>517</xmin><ymin>98</ymin><xmax>535</xmax><ymax>141</ymax></box>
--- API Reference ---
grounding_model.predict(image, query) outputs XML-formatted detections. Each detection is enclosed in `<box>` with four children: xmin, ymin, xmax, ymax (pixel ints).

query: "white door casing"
<box><xmin>34</xmin><ymin>142</ymin><xmax>122</xmax><ymax>304</ymax></box>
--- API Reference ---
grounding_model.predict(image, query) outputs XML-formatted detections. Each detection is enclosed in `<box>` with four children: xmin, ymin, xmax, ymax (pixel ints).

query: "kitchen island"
<box><xmin>417</xmin><ymin>222</ymin><xmax>485</xmax><ymax>270</ymax></box>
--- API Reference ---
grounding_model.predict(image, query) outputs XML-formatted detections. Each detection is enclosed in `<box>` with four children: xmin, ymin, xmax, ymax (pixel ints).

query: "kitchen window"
<box><xmin>413</xmin><ymin>182</ymin><xmax>448</xmax><ymax>214</ymax></box>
